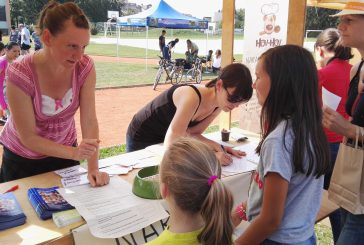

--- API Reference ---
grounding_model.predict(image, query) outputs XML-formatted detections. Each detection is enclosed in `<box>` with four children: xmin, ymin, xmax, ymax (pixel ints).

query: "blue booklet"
<box><xmin>27</xmin><ymin>187</ymin><xmax>73</xmax><ymax>220</ymax></box>
<box><xmin>0</xmin><ymin>192</ymin><xmax>26</xmax><ymax>230</ymax></box>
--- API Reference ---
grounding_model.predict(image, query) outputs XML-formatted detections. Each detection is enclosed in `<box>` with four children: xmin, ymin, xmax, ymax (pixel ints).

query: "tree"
<box><xmin>305</xmin><ymin>7</ymin><xmax>339</xmax><ymax>37</ymax></box>
<box><xmin>235</xmin><ymin>8</ymin><xmax>245</xmax><ymax>29</ymax></box>
<box><xmin>10</xmin><ymin>0</ymin><xmax>126</xmax><ymax>25</ymax></box>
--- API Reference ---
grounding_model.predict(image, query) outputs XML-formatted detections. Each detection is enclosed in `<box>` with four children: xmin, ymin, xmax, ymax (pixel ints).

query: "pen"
<box><xmin>220</xmin><ymin>144</ymin><xmax>227</xmax><ymax>154</ymax></box>
<box><xmin>3</xmin><ymin>185</ymin><xmax>19</xmax><ymax>194</ymax></box>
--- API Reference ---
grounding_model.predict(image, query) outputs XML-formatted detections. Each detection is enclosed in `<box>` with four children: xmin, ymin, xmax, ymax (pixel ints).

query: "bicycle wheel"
<box><xmin>153</xmin><ymin>67</ymin><xmax>163</xmax><ymax>90</ymax></box>
<box><xmin>172</xmin><ymin>67</ymin><xmax>184</xmax><ymax>84</ymax></box>
<box><xmin>195</xmin><ymin>69</ymin><xmax>202</xmax><ymax>84</ymax></box>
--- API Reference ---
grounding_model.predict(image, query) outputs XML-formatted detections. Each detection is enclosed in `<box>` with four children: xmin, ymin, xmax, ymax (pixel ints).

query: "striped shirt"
<box><xmin>0</xmin><ymin>54</ymin><xmax>94</xmax><ymax>159</ymax></box>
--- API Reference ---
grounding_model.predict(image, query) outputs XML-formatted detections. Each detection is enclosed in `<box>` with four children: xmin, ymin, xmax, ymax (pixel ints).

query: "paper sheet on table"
<box><xmin>145</xmin><ymin>144</ymin><xmax>166</xmax><ymax>157</ymax></box>
<box><xmin>57</xmin><ymin>177</ymin><xmax>169</xmax><ymax>238</ymax></box>
<box><xmin>322</xmin><ymin>87</ymin><xmax>341</xmax><ymax>111</ymax></box>
<box><xmin>54</xmin><ymin>165</ymin><xmax>87</xmax><ymax>178</ymax></box>
<box><xmin>61</xmin><ymin>174</ymin><xmax>90</xmax><ymax>187</ymax></box>
<box><xmin>133</xmin><ymin>156</ymin><xmax>160</xmax><ymax>169</ymax></box>
<box><xmin>98</xmin><ymin>149</ymin><xmax>157</xmax><ymax>168</ymax></box>
<box><xmin>222</xmin><ymin>156</ymin><xmax>257</xmax><ymax>174</ymax></box>
<box><xmin>100</xmin><ymin>165</ymin><xmax>132</xmax><ymax>175</ymax></box>
<box><xmin>234</xmin><ymin>142</ymin><xmax>260</xmax><ymax>164</ymax></box>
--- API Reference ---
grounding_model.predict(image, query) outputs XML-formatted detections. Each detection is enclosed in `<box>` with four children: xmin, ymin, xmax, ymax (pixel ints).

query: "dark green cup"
<box><xmin>132</xmin><ymin>166</ymin><xmax>161</xmax><ymax>199</ymax></box>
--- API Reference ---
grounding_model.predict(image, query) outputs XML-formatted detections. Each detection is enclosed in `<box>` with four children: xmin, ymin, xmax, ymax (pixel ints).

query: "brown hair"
<box><xmin>314</xmin><ymin>28</ymin><xmax>353</xmax><ymax>61</ymax></box>
<box><xmin>160</xmin><ymin>138</ymin><xmax>234</xmax><ymax>245</ymax></box>
<box><xmin>37</xmin><ymin>1</ymin><xmax>90</xmax><ymax>36</ymax></box>
<box><xmin>206</xmin><ymin>63</ymin><xmax>253</xmax><ymax>103</ymax></box>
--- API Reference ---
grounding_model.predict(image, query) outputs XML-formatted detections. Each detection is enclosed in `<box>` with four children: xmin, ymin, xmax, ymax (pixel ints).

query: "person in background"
<box><xmin>162</xmin><ymin>38</ymin><xmax>179</xmax><ymax>61</ymax></box>
<box><xmin>322</xmin><ymin>3</ymin><xmax>364</xmax><ymax>244</ymax></box>
<box><xmin>315</xmin><ymin>27</ymin><xmax>353</xmax><ymax>244</ymax></box>
<box><xmin>206</xmin><ymin>49</ymin><xmax>213</xmax><ymax>70</ymax></box>
<box><xmin>127</xmin><ymin>63</ymin><xmax>253</xmax><ymax>165</ymax></box>
<box><xmin>159</xmin><ymin>29</ymin><xmax>166</xmax><ymax>53</ymax></box>
<box><xmin>233</xmin><ymin>45</ymin><xmax>330</xmax><ymax>244</ymax></box>
<box><xmin>212</xmin><ymin>49</ymin><xmax>221</xmax><ymax>74</ymax></box>
<box><xmin>146</xmin><ymin>137</ymin><xmax>234</xmax><ymax>245</ymax></box>
<box><xmin>187</xmin><ymin>39</ymin><xmax>199</xmax><ymax>57</ymax></box>
<box><xmin>0</xmin><ymin>1</ymin><xmax>109</xmax><ymax>187</ymax></box>
<box><xmin>0</xmin><ymin>42</ymin><xmax>5</xmax><ymax>125</ymax></box>
<box><xmin>31</xmin><ymin>27</ymin><xmax>43</xmax><ymax>51</ymax></box>
<box><xmin>0</xmin><ymin>42</ymin><xmax>20</xmax><ymax>125</ymax></box>
<box><xmin>9</xmin><ymin>26</ymin><xmax>19</xmax><ymax>43</ymax></box>
<box><xmin>19</xmin><ymin>24</ymin><xmax>31</xmax><ymax>55</ymax></box>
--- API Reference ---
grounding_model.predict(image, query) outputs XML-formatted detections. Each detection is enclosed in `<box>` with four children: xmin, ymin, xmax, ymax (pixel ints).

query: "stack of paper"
<box><xmin>0</xmin><ymin>192</ymin><xmax>26</xmax><ymax>230</ymax></box>
<box><xmin>52</xmin><ymin>209</ymin><xmax>82</xmax><ymax>228</ymax></box>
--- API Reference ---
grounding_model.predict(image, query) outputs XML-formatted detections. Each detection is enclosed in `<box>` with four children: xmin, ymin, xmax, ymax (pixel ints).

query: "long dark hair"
<box><xmin>256</xmin><ymin>45</ymin><xmax>330</xmax><ymax>177</ymax></box>
<box><xmin>206</xmin><ymin>63</ymin><xmax>253</xmax><ymax>103</ymax></box>
<box><xmin>315</xmin><ymin>28</ymin><xmax>353</xmax><ymax>62</ymax></box>
<box><xmin>160</xmin><ymin>138</ymin><xmax>234</xmax><ymax>245</ymax></box>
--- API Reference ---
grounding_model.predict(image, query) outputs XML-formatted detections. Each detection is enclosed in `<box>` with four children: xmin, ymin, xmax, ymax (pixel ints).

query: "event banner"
<box><xmin>240</xmin><ymin>0</ymin><xmax>289</xmax><ymax>133</ymax></box>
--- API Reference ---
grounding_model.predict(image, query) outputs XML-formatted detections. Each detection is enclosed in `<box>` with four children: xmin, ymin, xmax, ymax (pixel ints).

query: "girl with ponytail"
<box><xmin>146</xmin><ymin>137</ymin><xmax>234</xmax><ymax>245</ymax></box>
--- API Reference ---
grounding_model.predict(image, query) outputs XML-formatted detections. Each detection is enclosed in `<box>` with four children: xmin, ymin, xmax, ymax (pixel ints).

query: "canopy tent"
<box><xmin>117</xmin><ymin>0</ymin><xmax>208</xmax><ymax>29</ymax></box>
<box><xmin>115</xmin><ymin>0</ymin><xmax>208</xmax><ymax>69</ymax></box>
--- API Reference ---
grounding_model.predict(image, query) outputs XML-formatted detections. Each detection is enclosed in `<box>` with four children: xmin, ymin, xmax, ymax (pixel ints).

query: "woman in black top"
<box><xmin>322</xmin><ymin>7</ymin><xmax>364</xmax><ymax>244</ymax></box>
<box><xmin>127</xmin><ymin>63</ymin><xmax>253</xmax><ymax>165</ymax></box>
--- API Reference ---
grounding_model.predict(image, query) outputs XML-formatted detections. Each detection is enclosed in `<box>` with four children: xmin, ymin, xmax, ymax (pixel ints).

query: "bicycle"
<box><xmin>184</xmin><ymin>57</ymin><xmax>203</xmax><ymax>84</ymax></box>
<box><xmin>153</xmin><ymin>56</ymin><xmax>185</xmax><ymax>90</ymax></box>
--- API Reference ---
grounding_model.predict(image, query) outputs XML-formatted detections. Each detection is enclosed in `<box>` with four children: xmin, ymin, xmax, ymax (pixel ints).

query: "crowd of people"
<box><xmin>0</xmin><ymin>0</ymin><xmax>364</xmax><ymax>244</ymax></box>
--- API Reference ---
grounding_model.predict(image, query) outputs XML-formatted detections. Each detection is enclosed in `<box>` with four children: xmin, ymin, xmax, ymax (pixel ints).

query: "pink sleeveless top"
<box><xmin>0</xmin><ymin>54</ymin><xmax>94</xmax><ymax>159</ymax></box>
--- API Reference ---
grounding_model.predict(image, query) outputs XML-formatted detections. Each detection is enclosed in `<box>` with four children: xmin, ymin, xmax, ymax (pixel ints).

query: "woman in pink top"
<box><xmin>315</xmin><ymin>28</ymin><xmax>353</xmax><ymax>243</ymax></box>
<box><xmin>0</xmin><ymin>42</ymin><xmax>20</xmax><ymax>120</ymax></box>
<box><xmin>0</xmin><ymin>1</ymin><xmax>109</xmax><ymax>187</ymax></box>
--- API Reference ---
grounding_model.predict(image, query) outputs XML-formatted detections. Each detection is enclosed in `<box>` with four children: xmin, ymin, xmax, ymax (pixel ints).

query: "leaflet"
<box><xmin>57</xmin><ymin>177</ymin><xmax>169</xmax><ymax>238</ymax></box>
<box><xmin>54</xmin><ymin>165</ymin><xmax>87</xmax><ymax>178</ymax></box>
<box><xmin>322</xmin><ymin>87</ymin><xmax>341</xmax><ymax>111</ymax></box>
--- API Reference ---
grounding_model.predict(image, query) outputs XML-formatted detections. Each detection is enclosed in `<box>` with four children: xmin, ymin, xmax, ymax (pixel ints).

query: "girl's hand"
<box><xmin>232</xmin><ymin>202</ymin><xmax>247</xmax><ymax>227</ymax></box>
<box><xmin>322</xmin><ymin>107</ymin><xmax>352</xmax><ymax>137</ymax></box>
<box><xmin>216</xmin><ymin>151</ymin><xmax>233</xmax><ymax>166</ymax></box>
<box><xmin>88</xmin><ymin>169</ymin><xmax>110</xmax><ymax>187</ymax></box>
<box><xmin>225</xmin><ymin>146</ymin><xmax>246</xmax><ymax>158</ymax></box>
<box><xmin>72</xmin><ymin>139</ymin><xmax>100</xmax><ymax>161</ymax></box>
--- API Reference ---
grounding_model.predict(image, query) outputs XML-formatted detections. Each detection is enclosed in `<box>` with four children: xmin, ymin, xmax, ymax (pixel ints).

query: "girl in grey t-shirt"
<box><xmin>233</xmin><ymin>45</ymin><xmax>330</xmax><ymax>244</ymax></box>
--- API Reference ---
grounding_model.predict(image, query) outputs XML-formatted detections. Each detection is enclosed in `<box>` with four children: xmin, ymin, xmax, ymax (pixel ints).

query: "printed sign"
<box><xmin>241</xmin><ymin>0</ymin><xmax>289</xmax><ymax>133</ymax></box>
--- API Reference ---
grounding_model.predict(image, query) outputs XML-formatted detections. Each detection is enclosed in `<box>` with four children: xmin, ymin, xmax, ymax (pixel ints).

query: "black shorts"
<box><xmin>0</xmin><ymin>146</ymin><xmax>79</xmax><ymax>183</ymax></box>
<box><xmin>21</xmin><ymin>43</ymin><xmax>31</xmax><ymax>50</ymax></box>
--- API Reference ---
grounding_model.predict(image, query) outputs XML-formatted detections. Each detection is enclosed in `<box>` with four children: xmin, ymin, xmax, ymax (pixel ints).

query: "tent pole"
<box><xmin>117</xmin><ymin>26</ymin><xmax>120</xmax><ymax>59</ymax></box>
<box><xmin>206</xmin><ymin>29</ymin><xmax>209</xmax><ymax>57</ymax></box>
<box><xmin>146</xmin><ymin>26</ymin><xmax>149</xmax><ymax>71</ymax></box>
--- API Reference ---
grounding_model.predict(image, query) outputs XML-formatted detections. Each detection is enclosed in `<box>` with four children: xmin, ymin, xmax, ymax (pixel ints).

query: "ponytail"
<box><xmin>160</xmin><ymin>138</ymin><xmax>234</xmax><ymax>245</ymax></box>
<box><xmin>199</xmin><ymin>180</ymin><xmax>234</xmax><ymax>245</ymax></box>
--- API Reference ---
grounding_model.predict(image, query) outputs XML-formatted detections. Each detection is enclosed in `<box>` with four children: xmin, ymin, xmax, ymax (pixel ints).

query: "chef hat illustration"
<box><xmin>261</xmin><ymin>3</ymin><xmax>279</xmax><ymax>15</ymax></box>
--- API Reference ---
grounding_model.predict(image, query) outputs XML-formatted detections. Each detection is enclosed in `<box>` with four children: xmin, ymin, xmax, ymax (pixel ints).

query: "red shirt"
<box><xmin>318</xmin><ymin>58</ymin><xmax>351</xmax><ymax>143</ymax></box>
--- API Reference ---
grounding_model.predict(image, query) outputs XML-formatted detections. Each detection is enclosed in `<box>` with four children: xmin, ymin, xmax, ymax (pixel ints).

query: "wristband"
<box><xmin>235</xmin><ymin>203</ymin><xmax>247</xmax><ymax>221</ymax></box>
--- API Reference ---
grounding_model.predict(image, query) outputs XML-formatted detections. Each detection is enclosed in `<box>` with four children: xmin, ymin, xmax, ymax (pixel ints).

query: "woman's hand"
<box><xmin>87</xmin><ymin>169</ymin><xmax>110</xmax><ymax>187</ymax></box>
<box><xmin>322</xmin><ymin>107</ymin><xmax>354</xmax><ymax>138</ymax></box>
<box><xmin>72</xmin><ymin>139</ymin><xmax>100</xmax><ymax>161</ymax></box>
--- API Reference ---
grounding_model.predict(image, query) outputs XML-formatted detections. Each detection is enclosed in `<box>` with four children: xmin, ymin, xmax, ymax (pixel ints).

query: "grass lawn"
<box><xmin>94</xmin><ymin>60</ymin><xmax>217</xmax><ymax>88</ymax></box>
<box><xmin>96</xmin><ymin>28</ymin><xmax>245</xmax><ymax>40</ymax></box>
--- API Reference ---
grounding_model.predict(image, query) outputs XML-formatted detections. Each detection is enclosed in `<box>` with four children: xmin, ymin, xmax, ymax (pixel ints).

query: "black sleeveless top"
<box><xmin>346</xmin><ymin>60</ymin><xmax>364</xmax><ymax>127</ymax></box>
<box><xmin>127</xmin><ymin>84</ymin><xmax>216</xmax><ymax>144</ymax></box>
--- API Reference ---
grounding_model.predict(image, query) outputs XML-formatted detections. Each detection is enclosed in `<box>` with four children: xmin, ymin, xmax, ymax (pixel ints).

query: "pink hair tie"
<box><xmin>208</xmin><ymin>175</ymin><xmax>219</xmax><ymax>186</ymax></box>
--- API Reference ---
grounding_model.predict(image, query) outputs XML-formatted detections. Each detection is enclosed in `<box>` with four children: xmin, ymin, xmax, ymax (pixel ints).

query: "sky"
<box><xmin>127</xmin><ymin>0</ymin><xmax>246</xmax><ymax>19</ymax></box>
